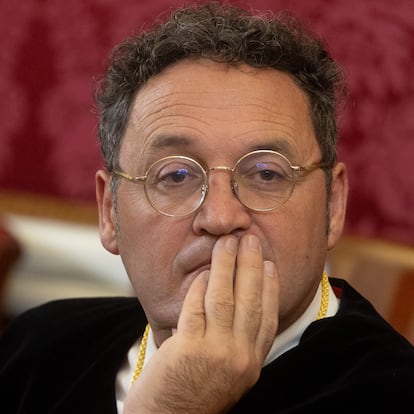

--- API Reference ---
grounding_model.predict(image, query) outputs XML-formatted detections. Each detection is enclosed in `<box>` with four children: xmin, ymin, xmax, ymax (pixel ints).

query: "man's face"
<box><xmin>96</xmin><ymin>59</ymin><xmax>347</xmax><ymax>343</ymax></box>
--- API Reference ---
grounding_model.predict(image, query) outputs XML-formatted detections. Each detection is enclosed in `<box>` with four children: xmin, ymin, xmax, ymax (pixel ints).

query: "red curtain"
<box><xmin>1</xmin><ymin>0</ymin><xmax>413</xmax><ymax>245</ymax></box>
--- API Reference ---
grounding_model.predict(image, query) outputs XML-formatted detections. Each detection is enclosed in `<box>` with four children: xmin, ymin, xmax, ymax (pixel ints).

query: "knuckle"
<box><xmin>206</xmin><ymin>296</ymin><xmax>235</xmax><ymax>327</ymax></box>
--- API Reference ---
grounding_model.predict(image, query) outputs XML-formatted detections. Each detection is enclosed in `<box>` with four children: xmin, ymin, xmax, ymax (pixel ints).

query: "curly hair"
<box><xmin>95</xmin><ymin>1</ymin><xmax>346</xmax><ymax>178</ymax></box>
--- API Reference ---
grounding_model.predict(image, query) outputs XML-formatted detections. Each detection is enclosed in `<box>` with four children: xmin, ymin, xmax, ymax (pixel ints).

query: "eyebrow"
<box><xmin>249</xmin><ymin>139</ymin><xmax>297</xmax><ymax>159</ymax></box>
<box><xmin>147</xmin><ymin>134</ymin><xmax>297</xmax><ymax>159</ymax></box>
<box><xmin>148</xmin><ymin>134</ymin><xmax>193</xmax><ymax>150</ymax></box>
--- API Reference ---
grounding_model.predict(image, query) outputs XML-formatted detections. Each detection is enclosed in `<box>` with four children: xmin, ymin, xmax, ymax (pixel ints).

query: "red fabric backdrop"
<box><xmin>1</xmin><ymin>0</ymin><xmax>413</xmax><ymax>245</ymax></box>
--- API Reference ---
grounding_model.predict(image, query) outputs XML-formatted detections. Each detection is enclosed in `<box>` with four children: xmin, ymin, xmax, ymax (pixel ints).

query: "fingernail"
<box><xmin>248</xmin><ymin>234</ymin><xmax>260</xmax><ymax>252</ymax></box>
<box><xmin>264</xmin><ymin>260</ymin><xmax>276</xmax><ymax>277</ymax></box>
<box><xmin>226</xmin><ymin>237</ymin><xmax>237</xmax><ymax>254</ymax></box>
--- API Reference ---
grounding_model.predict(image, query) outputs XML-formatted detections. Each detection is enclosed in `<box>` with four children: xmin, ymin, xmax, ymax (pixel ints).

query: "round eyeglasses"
<box><xmin>113</xmin><ymin>150</ymin><xmax>327</xmax><ymax>217</ymax></box>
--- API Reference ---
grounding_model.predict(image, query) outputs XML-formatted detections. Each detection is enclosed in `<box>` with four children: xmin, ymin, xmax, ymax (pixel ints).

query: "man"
<box><xmin>1</xmin><ymin>2</ymin><xmax>413</xmax><ymax>413</ymax></box>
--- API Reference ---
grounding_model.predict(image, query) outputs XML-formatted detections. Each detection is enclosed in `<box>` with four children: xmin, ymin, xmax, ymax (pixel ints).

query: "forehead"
<box><xmin>121</xmin><ymin>59</ymin><xmax>318</xmax><ymax>165</ymax></box>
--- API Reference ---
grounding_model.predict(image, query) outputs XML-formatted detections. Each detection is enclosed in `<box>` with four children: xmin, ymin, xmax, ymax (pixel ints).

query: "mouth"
<box><xmin>187</xmin><ymin>262</ymin><xmax>211</xmax><ymax>278</ymax></box>
<box><xmin>176</xmin><ymin>238</ymin><xmax>215</xmax><ymax>279</ymax></box>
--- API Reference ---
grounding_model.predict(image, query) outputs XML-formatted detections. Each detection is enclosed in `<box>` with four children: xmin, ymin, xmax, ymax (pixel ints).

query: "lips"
<box><xmin>176</xmin><ymin>235</ymin><xmax>273</xmax><ymax>281</ymax></box>
<box><xmin>175</xmin><ymin>237</ymin><xmax>216</xmax><ymax>277</ymax></box>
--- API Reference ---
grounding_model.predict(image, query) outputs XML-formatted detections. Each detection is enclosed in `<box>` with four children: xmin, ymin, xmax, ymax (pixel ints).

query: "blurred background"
<box><xmin>0</xmin><ymin>0</ymin><xmax>413</xmax><ymax>343</ymax></box>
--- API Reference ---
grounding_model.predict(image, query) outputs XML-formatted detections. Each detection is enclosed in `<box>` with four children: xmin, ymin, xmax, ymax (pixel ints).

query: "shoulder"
<box><xmin>0</xmin><ymin>297</ymin><xmax>145</xmax><ymax>412</ymax></box>
<box><xmin>0</xmin><ymin>296</ymin><xmax>143</xmax><ymax>356</ymax></box>
<box><xmin>304</xmin><ymin>278</ymin><xmax>414</xmax><ymax>377</ymax></box>
<box><xmin>318</xmin><ymin>278</ymin><xmax>414</xmax><ymax>352</ymax></box>
<box><xmin>273</xmin><ymin>278</ymin><xmax>414</xmax><ymax>407</ymax></box>
<box><xmin>6</xmin><ymin>295</ymin><xmax>141</xmax><ymax>328</ymax></box>
<box><xmin>20</xmin><ymin>295</ymin><xmax>142</xmax><ymax>325</ymax></box>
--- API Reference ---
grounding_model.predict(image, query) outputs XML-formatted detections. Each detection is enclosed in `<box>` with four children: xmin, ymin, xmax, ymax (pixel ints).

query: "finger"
<box><xmin>233</xmin><ymin>234</ymin><xmax>264</xmax><ymax>340</ymax></box>
<box><xmin>177</xmin><ymin>270</ymin><xmax>209</xmax><ymax>337</ymax></box>
<box><xmin>255</xmin><ymin>260</ymin><xmax>279</xmax><ymax>360</ymax></box>
<box><xmin>204</xmin><ymin>236</ymin><xmax>238</xmax><ymax>332</ymax></box>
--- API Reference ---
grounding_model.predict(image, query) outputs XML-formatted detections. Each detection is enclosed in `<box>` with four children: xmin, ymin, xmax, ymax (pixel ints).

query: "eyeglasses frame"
<box><xmin>113</xmin><ymin>150</ymin><xmax>328</xmax><ymax>217</ymax></box>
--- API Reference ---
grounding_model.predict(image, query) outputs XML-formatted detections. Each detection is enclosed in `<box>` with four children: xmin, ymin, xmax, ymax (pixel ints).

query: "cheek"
<box><xmin>268</xmin><ymin>194</ymin><xmax>328</xmax><ymax>253</ymax></box>
<box><xmin>115</xmin><ymin>195</ymin><xmax>190</xmax><ymax>285</ymax></box>
<box><xmin>262</xmin><ymin>186</ymin><xmax>329</xmax><ymax>311</ymax></box>
<box><xmin>115</xmin><ymin>197</ymin><xmax>194</xmax><ymax>326</ymax></box>
<box><xmin>118</xmin><ymin>211</ymin><xmax>172</xmax><ymax>272</ymax></box>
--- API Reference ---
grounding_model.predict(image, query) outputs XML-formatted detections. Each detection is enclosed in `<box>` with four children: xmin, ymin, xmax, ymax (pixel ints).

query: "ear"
<box><xmin>327</xmin><ymin>162</ymin><xmax>348</xmax><ymax>250</ymax></box>
<box><xmin>95</xmin><ymin>169</ymin><xmax>119</xmax><ymax>255</ymax></box>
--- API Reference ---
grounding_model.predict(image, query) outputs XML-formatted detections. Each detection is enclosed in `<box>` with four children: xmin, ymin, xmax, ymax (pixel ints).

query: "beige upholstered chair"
<box><xmin>0</xmin><ymin>223</ymin><xmax>21</xmax><ymax>330</ymax></box>
<box><xmin>327</xmin><ymin>235</ymin><xmax>414</xmax><ymax>345</ymax></box>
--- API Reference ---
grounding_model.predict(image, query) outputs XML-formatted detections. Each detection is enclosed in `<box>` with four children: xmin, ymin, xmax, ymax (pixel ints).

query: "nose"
<box><xmin>192</xmin><ymin>168</ymin><xmax>252</xmax><ymax>236</ymax></box>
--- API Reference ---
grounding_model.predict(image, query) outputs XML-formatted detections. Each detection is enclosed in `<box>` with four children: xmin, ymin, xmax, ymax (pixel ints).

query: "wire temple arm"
<box><xmin>293</xmin><ymin>161</ymin><xmax>331</xmax><ymax>174</ymax></box>
<box><xmin>114</xmin><ymin>171</ymin><xmax>146</xmax><ymax>183</ymax></box>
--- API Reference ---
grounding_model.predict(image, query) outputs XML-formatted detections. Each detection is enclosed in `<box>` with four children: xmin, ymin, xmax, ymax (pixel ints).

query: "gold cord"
<box><xmin>131</xmin><ymin>323</ymin><xmax>150</xmax><ymax>384</ymax></box>
<box><xmin>131</xmin><ymin>272</ymin><xmax>330</xmax><ymax>384</ymax></box>
<box><xmin>317</xmin><ymin>271</ymin><xmax>330</xmax><ymax>320</ymax></box>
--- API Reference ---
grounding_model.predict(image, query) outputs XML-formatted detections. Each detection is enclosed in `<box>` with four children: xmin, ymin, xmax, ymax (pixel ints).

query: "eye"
<box><xmin>235</xmin><ymin>154</ymin><xmax>293</xmax><ymax>194</ymax></box>
<box><xmin>157</xmin><ymin>164</ymin><xmax>193</xmax><ymax>185</ymax></box>
<box><xmin>245</xmin><ymin>162</ymin><xmax>287</xmax><ymax>183</ymax></box>
<box><xmin>149</xmin><ymin>160</ymin><xmax>204</xmax><ymax>190</ymax></box>
<box><xmin>254</xmin><ymin>166</ymin><xmax>286</xmax><ymax>184</ymax></box>
<box><xmin>256</xmin><ymin>164</ymin><xmax>283</xmax><ymax>182</ymax></box>
<box><xmin>161</xmin><ymin>167</ymin><xmax>189</xmax><ymax>184</ymax></box>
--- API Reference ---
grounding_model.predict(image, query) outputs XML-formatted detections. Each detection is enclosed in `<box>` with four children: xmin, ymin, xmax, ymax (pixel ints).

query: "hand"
<box><xmin>124</xmin><ymin>234</ymin><xmax>279</xmax><ymax>413</ymax></box>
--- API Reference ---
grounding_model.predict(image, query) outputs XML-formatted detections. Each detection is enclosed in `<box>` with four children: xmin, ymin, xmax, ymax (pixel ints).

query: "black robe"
<box><xmin>1</xmin><ymin>278</ymin><xmax>414</xmax><ymax>413</ymax></box>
